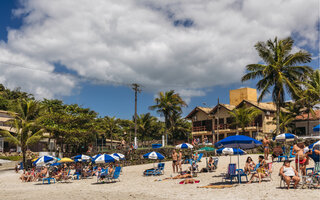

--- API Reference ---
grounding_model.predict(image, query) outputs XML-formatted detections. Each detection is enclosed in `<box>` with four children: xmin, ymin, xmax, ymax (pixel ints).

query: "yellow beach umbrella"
<box><xmin>32</xmin><ymin>157</ymin><xmax>38</xmax><ymax>162</ymax></box>
<box><xmin>58</xmin><ymin>157</ymin><xmax>74</xmax><ymax>163</ymax></box>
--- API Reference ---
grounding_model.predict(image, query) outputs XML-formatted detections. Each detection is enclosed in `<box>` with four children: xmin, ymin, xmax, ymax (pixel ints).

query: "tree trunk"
<box><xmin>111</xmin><ymin>132</ymin><xmax>113</xmax><ymax>149</ymax></box>
<box><xmin>236</xmin><ymin>125</ymin><xmax>239</xmax><ymax>135</ymax></box>
<box><xmin>307</xmin><ymin>111</ymin><xmax>310</xmax><ymax>136</ymax></box>
<box><xmin>276</xmin><ymin>103</ymin><xmax>280</xmax><ymax>136</ymax></box>
<box><xmin>22</xmin><ymin>147</ymin><xmax>26</xmax><ymax>170</ymax></box>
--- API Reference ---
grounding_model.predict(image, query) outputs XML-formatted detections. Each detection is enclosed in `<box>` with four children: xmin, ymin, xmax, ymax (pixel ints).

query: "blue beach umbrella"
<box><xmin>176</xmin><ymin>143</ymin><xmax>193</xmax><ymax>149</ymax></box>
<box><xmin>94</xmin><ymin>154</ymin><xmax>116</xmax><ymax>164</ymax></box>
<box><xmin>50</xmin><ymin>163</ymin><xmax>61</xmax><ymax>166</ymax></box>
<box><xmin>274</xmin><ymin>133</ymin><xmax>298</xmax><ymax>141</ymax></box>
<box><xmin>309</xmin><ymin>140</ymin><xmax>320</xmax><ymax>150</ymax></box>
<box><xmin>73</xmin><ymin>154</ymin><xmax>92</xmax><ymax>162</ymax></box>
<box><xmin>33</xmin><ymin>155</ymin><xmax>57</xmax><ymax>166</ymax></box>
<box><xmin>216</xmin><ymin>147</ymin><xmax>246</xmax><ymax>155</ymax></box>
<box><xmin>110</xmin><ymin>153</ymin><xmax>125</xmax><ymax>160</ymax></box>
<box><xmin>92</xmin><ymin>154</ymin><xmax>101</xmax><ymax>160</ymax></box>
<box><xmin>215</xmin><ymin>135</ymin><xmax>262</xmax><ymax>149</ymax></box>
<box><xmin>313</xmin><ymin>124</ymin><xmax>320</xmax><ymax>132</ymax></box>
<box><xmin>143</xmin><ymin>151</ymin><xmax>165</xmax><ymax>160</ymax></box>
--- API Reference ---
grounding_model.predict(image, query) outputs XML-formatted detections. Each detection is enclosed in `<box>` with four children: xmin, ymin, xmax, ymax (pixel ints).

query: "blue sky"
<box><xmin>0</xmin><ymin>0</ymin><xmax>318</xmax><ymax>119</ymax></box>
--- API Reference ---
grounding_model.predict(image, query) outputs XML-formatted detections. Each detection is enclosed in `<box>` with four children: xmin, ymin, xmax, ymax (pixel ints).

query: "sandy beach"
<box><xmin>0</xmin><ymin>154</ymin><xmax>319</xmax><ymax>200</ymax></box>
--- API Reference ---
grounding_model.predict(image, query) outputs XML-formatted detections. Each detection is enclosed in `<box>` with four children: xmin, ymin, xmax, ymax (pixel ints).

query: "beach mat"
<box><xmin>197</xmin><ymin>184</ymin><xmax>236</xmax><ymax>189</ymax></box>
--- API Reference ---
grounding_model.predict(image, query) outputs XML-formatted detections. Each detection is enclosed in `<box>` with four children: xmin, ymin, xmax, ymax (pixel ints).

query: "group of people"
<box><xmin>18</xmin><ymin>162</ymin><xmax>119</xmax><ymax>183</ymax></box>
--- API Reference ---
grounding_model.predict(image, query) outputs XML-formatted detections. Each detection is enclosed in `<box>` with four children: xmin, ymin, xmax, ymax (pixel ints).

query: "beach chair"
<box><xmin>97</xmin><ymin>168</ymin><xmax>108</xmax><ymax>182</ymax></box>
<box><xmin>222</xmin><ymin>163</ymin><xmax>238</xmax><ymax>183</ymax></box>
<box><xmin>143</xmin><ymin>163</ymin><xmax>164</xmax><ymax>176</ymax></box>
<box><xmin>277</xmin><ymin>147</ymin><xmax>288</xmax><ymax>162</ymax></box>
<box><xmin>196</xmin><ymin>153</ymin><xmax>203</xmax><ymax>162</ymax></box>
<box><xmin>108</xmin><ymin>167</ymin><xmax>121</xmax><ymax>182</ymax></box>
<box><xmin>213</xmin><ymin>157</ymin><xmax>219</xmax><ymax>170</ymax></box>
<box><xmin>262</xmin><ymin>163</ymin><xmax>273</xmax><ymax>181</ymax></box>
<box><xmin>42</xmin><ymin>177</ymin><xmax>56</xmax><ymax>184</ymax></box>
<box><xmin>236</xmin><ymin>169</ymin><xmax>248</xmax><ymax>183</ymax></box>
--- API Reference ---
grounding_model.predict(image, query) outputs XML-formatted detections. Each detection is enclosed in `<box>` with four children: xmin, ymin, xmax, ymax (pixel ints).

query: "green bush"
<box><xmin>0</xmin><ymin>156</ymin><xmax>22</xmax><ymax>161</ymax></box>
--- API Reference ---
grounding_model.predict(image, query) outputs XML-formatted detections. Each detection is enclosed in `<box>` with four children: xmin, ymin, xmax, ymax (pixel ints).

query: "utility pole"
<box><xmin>131</xmin><ymin>83</ymin><xmax>141</xmax><ymax>148</ymax></box>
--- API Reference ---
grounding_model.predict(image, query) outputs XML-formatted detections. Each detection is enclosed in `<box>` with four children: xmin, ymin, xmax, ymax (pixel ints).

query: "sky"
<box><xmin>0</xmin><ymin>0</ymin><xmax>319</xmax><ymax>119</ymax></box>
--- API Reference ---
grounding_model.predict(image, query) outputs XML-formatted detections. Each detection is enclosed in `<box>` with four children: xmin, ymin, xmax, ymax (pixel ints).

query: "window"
<box><xmin>296</xmin><ymin>127</ymin><xmax>306</xmax><ymax>136</ymax></box>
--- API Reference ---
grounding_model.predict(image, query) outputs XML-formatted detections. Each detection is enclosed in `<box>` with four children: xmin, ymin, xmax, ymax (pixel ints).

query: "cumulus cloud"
<box><xmin>0</xmin><ymin>0</ymin><xmax>318</xmax><ymax>99</ymax></box>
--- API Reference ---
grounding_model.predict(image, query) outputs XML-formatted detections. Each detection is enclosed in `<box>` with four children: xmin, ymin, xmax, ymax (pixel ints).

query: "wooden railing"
<box><xmin>192</xmin><ymin>126</ymin><xmax>210</xmax><ymax>132</ymax></box>
<box><xmin>213</xmin><ymin>123</ymin><xmax>262</xmax><ymax>130</ymax></box>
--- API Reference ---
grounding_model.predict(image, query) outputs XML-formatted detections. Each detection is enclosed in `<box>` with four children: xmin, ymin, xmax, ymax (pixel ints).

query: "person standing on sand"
<box><xmin>262</xmin><ymin>135</ymin><xmax>270</xmax><ymax>160</ymax></box>
<box><xmin>172</xmin><ymin>150</ymin><xmax>178</xmax><ymax>173</ymax></box>
<box><xmin>293</xmin><ymin>143</ymin><xmax>307</xmax><ymax>176</ymax></box>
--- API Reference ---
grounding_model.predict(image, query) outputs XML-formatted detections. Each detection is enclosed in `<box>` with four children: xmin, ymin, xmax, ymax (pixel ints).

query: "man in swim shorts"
<box><xmin>172</xmin><ymin>149</ymin><xmax>178</xmax><ymax>173</ymax></box>
<box><xmin>262</xmin><ymin>135</ymin><xmax>270</xmax><ymax>160</ymax></box>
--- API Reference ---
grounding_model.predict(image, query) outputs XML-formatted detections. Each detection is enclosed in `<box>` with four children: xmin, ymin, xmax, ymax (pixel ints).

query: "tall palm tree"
<box><xmin>0</xmin><ymin>99</ymin><xmax>44</xmax><ymax>167</ymax></box>
<box><xmin>149</xmin><ymin>90</ymin><xmax>187</xmax><ymax>145</ymax></box>
<box><xmin>228</xmin><ymin>106</ymin><xmax>262</xmax><ymax>135</ymax></box>
<box><xmin>297</xmin><ymin>69</ymin><xmax>320</xmax><ymax>135</ymax></box>
<box><xmin>241</xmin><ymin>37</ymin><xmax>312</xmax><ymax>135</ymax></box>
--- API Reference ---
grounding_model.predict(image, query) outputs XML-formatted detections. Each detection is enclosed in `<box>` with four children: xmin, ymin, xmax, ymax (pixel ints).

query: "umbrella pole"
<box><xmin>237</xmin><ymin>148</ymin><xmax>240</xmax><ymax>170</ymax></box>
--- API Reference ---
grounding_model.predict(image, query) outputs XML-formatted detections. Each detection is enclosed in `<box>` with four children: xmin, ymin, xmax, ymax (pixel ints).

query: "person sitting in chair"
<box><xmin>279</xmin><ymin>160</ymin><xmax>300</xmax><ymax>189</ymax></box>
<box><xmin>208</xmin><ymin>157</ymin><xmax>215</xmax><ymax>171</ymax></box>
<box><xmin>247</xmin><ymin>156</ymin><xmax>267</xmax><ymax>184</ymax></box>
<box><xmin>244</xmin><ymin>157</ymin><xmax>256</xmax><ymax>174</ymax></box>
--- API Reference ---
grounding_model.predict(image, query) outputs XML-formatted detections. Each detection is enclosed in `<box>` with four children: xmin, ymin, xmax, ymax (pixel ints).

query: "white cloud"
<box><xmin>0</xmin><ymin>0</ymin><xmax>318</xmax><ymax>99</ymax></box>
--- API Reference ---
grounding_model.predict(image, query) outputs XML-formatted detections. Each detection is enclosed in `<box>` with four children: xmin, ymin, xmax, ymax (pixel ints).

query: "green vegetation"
<box><xmin>0</xmin><ymin>155</ymin><xmax>22</xmax><ymax>161</ymax></box>
<box><xmin>242</xmin><ymin>37</ymin><xmax>313</xmax><ymax>135</ymax></box>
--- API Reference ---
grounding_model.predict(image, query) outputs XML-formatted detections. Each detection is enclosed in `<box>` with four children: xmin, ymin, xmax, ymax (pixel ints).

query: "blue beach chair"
<box><xmin>236</xmin><ymin>169</ymin><xmax>248</xmax><ymax>183</ymax></box>
<box><xmin>222</xmin><ymin>163</ymin><xmax>238</xmax><ymax>183</ymax></box>
<box><xmin>108</xmin><ymin>167</ymin><xmax>121</xmax><ymax>182</ymax></box>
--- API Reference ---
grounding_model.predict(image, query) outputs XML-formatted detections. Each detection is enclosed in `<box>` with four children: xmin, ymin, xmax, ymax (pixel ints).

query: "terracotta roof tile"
<box><xmin>295</xmin><ymin>110</ymin><xmax>320</xmax><ymax>120</ymax></box>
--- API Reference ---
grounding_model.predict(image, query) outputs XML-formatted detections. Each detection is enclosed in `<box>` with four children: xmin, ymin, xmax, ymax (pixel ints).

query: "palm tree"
<box><xmin>241</xmin><ymin>37</ymin><xmax>312</xmax><ymax>135</ymax></box>
<box><xmin>228</xmin><ymin>106</ymin><xmax>262</xmax><ymax>135</ymax></box>
<box><xmin>0</xmin><ymin>99</ymin><xmax>44</xmax><ymax>167</ymax></box>
<box><xmin>149</xmin><ymin>90</ymin><xmax>187</xmax><ymax>145</ymax></box>
<box><xmin>103</xmin><ymin>116</ymin><xmax>121</xmax><ymax>149</ymax></box>
<box><xmin>136</xmin><ymin>113</ymin><xmax>158</xmax><ymax>141</ymax></box>
<box><xmin>297</xmin><ymin>69</ymin><xmax>320</xmax><ymax>135</ymax></box>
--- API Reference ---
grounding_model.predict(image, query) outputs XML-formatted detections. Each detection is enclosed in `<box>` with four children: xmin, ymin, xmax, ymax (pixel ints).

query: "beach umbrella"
<box><xmin>58</xmin><ymin>157</ymin><xmax>74</xmax><ymax>163</ymax></box>
<box><xmin>216</xmin><ymin>147</ymin><xmax>246</xmax><ymax>155</ymax></box>
<box><xmin>309</xmin><ymin>140</ymin><xmax>320</xmax><ymax>150</ymax></box>
<box><xmin>196</xmin><ymin>147</ymin><xmax>215</xmax><ymax>152</ymax></box>
<box><xmin>215</xmin><ymin>135</ymin><xmax>262</xmax><ymax>170</ymax></box>
<box><xmin>176</xmin><ymin>143</ymin><xmax>193</xmax><ymax>149</ymax></box>
<box><xmin>50</xmin><ymin>163</ymin><xmax>61</xmax><ymax>166</ymax></box>
<box><xmin>313</xmin><ymin>124</ymin><xmax>320</xmax><ymax>132</ymax></box>
<box><xmin>92</xmin><ymin>154</ymin><xmax>101</xmax><ymax>160</ymax></box>
<box><xmin>143</xmin><ymin>151</ymin><xmax>165</xmax><ymax>160</ymax></box>
<box><xmin>215</xmin><ymin>135</ymin><xmax>262</xmax><ymax>149</ymax></box>
<box><xmin>33</xmin><ymin>155</ymin><xmax>57</xmax><ymax>166</ymax></box>
<box><xmin>273</xmin><ymin>133</ymin><xmax>298</xmax><ymax>142</ymax></box>
<box><xmin>110</xmin><ymin>153</ymin><xmax>125</xmax><ymax>160</ymax></box>
<box><xmin>108</xmin><ymin>154</ymin><xmax>120</xmax><ymax>161</ymax></box>
<box><xmin>73</xmin><ymin>154</ymin><xmax>92</xmax><ymax>162</ymax></box>
<box><xmin>94</xmin><ymin>154</ymin><xmax>116</xmax><ymax>164</ymax></box>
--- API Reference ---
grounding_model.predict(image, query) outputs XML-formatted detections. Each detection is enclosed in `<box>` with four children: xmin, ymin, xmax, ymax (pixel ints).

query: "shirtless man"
<box><xmin>172</xmin><ymin>150</ymin><xmax>178</xmax><ymax>173</ymax></box>
<box><xmin>178</xmin><ymin>150</ymin><xmax>183</xmax><ymax>173</ymax></box>
<box><xmin>262</xmin><ymin>136</ymin><xmax>270</xmax><ymax>160</ymax></box>
<box><xmin>293</xmin><ymin>143</ymin><xmax>307</xmax><ymax>176</ymax></box>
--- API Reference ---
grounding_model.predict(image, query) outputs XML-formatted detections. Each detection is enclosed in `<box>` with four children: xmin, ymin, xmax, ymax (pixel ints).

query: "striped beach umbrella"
<box><xmin>309</xmin><ymin>140</ymin><xmax>320</xmax><ymax>150</ymax></box>
<box><xmin>143</xmin><ymin>151</ymin><xmax>165</xmax><ymax>160</ymax></box>
<box><xmin>274</xmin><ymin>133</ymin><xmax>298</xmax><ymax>141</ymax></box>
<box><xmin>73</xmin><ymin>154</ymin><xmax>92</xmax><ymax>162</ymax></box>
<box><xmin>94</xmin><ymin>154</ymin><xmax>116</xmax><ymax>164</ymax></box>
<box><xmin>176</xmin><ymin>143</ymin><xmax>193</xmax><ymax>149</ymax></box>
<box><xmin>92</xmin><ymin>154</ymin><xmax>101</xmax><ymax>160</ymax></box>
<box><xmin>216</xmin><ymin>147</ymin><xmax>246</xmax><ymax>155</ymax></box>
<box><xmin>110</xmin><ymin>153</ymin><xmax>125</xmax><ymax>160</ymax></box>
<box><xmin>33</xmin><ymin>155</ymin><xmax>57</xmax><ymax>166</ymax></box>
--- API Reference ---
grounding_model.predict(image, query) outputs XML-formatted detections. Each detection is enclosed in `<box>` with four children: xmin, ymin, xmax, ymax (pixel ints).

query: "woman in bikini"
<box><xmin>244</xmin><ymin>157</ymin><xmax>256</xmax><ymax>174</ymax></box>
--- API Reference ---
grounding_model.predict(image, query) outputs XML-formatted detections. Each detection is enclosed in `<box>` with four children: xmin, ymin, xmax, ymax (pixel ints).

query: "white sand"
<box><xmin>0</xmin><ymin>154</ymin><xmax>319</xmax><ymax>200</ymax></box>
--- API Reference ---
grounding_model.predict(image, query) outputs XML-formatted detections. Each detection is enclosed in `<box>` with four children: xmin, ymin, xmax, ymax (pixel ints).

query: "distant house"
<box><xmin>293</xmin><ymin>110</ymin><xmax>320</xmax><ymax>138</ymax></box>
<box><xmin>186</xmin><ymin>88</ymin><xmax>277</xmax><ymax>144</ymax></box>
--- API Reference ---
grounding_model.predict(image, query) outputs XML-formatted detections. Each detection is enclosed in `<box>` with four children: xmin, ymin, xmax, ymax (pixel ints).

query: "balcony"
<box><xmin>214</xmin><ymin>122</ymin><xmax>262</xmax><ymax>130</ymax></box>
<box><xmin>192</xmin><ymin>126</ymin><xmax>212</xmax><ymax>132</ymax></box>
